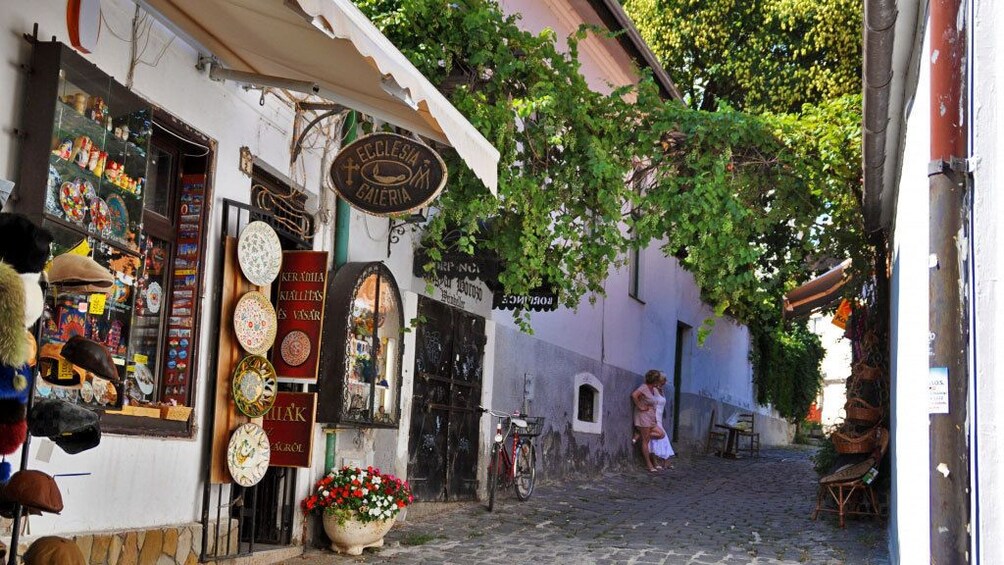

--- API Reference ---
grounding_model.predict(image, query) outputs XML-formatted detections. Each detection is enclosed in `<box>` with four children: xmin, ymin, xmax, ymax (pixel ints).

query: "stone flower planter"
<box><xmin>322</xmin><ymin>513</ymin><xmax>395</xmax><ymax>555</ymax></box>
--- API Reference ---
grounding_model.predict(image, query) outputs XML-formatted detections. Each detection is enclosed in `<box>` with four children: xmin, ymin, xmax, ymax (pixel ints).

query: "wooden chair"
<box><xmin>811</xmin><ymin>427</ymin><xmax>889</xmax><ymax>527</ymax></box>
<box><xmin>705</xmin><ymin>408</ymin><xmax>727</xmax><ymax>455</ymax></box>
<box><xmin>736</xmin><ymin>412</ymin><xmax>760</xmax><ymax>458</ymax></box>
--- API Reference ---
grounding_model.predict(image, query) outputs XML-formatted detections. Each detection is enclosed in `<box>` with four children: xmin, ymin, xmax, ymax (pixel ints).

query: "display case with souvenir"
<box><xmin>11</xmin><ymin>40</ymin><xmax>152</xmax><ymax>411</ymax></box>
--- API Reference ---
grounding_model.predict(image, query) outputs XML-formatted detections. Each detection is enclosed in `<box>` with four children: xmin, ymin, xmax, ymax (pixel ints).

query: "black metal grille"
<box><xmin>200</xmin><ymin>199</ymin><xmax>307</xmax><ymax>561</ymax></box>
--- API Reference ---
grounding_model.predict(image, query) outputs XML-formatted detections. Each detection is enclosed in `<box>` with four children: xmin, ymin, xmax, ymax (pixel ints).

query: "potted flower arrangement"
<box><xmin>302</xmin><ymin>466</ymin><xmax>414</xmax><ymax>555</ymax></box>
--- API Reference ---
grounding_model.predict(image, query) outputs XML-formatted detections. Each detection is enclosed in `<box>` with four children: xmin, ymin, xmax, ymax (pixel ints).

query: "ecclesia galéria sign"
<box><xmin>330</xmin><ymin>132</ymin><xmax>447</xmax><ymax>215</ymax></box>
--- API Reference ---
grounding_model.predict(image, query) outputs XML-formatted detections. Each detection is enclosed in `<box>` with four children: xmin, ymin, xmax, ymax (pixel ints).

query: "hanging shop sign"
<box><xmin>261</xmin><ymin>392</ymin><xmax>317</xmax><ymax>468</ymax></box>
<box><xmin>492</xmin><ymin>286</ymin><xmax>560</xmax><ymax>312</ymax></box>
<box><xmin>273</xmin><ymin>251</ymin><xmax>329</xmax><ymax>382</ymax></box>
<box><xmin>330</xmin><ymin>132</ymin><xmax>447</xmax><ymax>216</ymax></box>
<box><xmin>832</xmin><ymin>298</ymin><xmax>852</xmax><ymax>329</ymax></box>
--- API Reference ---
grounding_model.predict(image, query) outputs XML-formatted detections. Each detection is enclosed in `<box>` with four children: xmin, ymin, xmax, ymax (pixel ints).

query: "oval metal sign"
<box><xmin>329</xmin><ymin>132</ymin><xmax>447</xmax><ymax>216</ymax></box>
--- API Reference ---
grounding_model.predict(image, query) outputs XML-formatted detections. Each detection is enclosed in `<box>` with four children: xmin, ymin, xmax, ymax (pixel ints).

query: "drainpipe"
<box><xmin>324</xmin><ymin>112</ymin><xmax>357</xmax><ymax>473</ymax></box>
<box><xmin>928</xmin><ymin>0</ymin><xmax>970</xmax><ymax>563</ymax></box>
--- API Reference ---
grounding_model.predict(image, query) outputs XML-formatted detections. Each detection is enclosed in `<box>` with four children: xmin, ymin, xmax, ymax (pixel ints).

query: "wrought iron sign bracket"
<box><xmin>387</xmin><ymin>210</ymin><xmax>427</xmax><ymax>258</ymax></box>
<box><xmin>291</xmin><ymin>102</ymin><xmax>349</xmax><ymax>164</ymax></box>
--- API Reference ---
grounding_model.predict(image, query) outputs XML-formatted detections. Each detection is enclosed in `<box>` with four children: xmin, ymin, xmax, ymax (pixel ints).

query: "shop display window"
<box><xmin>318</xmin><ymin>262</ymin><xmax>404</xmax><ymax>427</ymax></box>
<box><xmin>13</xmin><ymin>41</ymin><xmax>211</xmax><ymax>434</ymax></box>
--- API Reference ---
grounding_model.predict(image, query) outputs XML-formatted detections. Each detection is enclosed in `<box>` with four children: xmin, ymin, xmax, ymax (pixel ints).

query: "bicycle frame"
<box><xmin>481</xmin><ymin>406</ymin><xmax>537</xmax><ymax>510</ymax></box>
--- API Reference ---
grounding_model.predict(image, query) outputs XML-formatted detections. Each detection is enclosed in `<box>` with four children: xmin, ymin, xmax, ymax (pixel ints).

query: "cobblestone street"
<box><xmin>287</xmin><ymin>446</ymin><xmax>888</xmax><ymax>565</ymax></box>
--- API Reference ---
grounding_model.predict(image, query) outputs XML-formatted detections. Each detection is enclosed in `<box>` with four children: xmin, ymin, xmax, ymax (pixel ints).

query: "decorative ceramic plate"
<box><xmin>80</xmin><ymin>380</ymin><xmax>94</xmax><ymax>403</ymax></box>
<box><xmin>233</xmin><ymin>291</ymin><xmax>277</xmax><ymax>355</ymax></box>
<box><xmin>93</xmin><ymin>377</ymin><xmax>109</xmax><ymax>405</ymax></box>
<box><xmin>90</xmin><ymin>196</ymin><xmax>111</xmax><ymax>234</ymax></box>
<box><xmin>226</xmin><ymin>423</ymin><xmax>271</xmax><ymax>487</ymax></box>
<box><xmin>106</xmin><ymin>194</ymin><xmax>129</xmax><ymax>238</ymax></box>
<box><xmin>231</xmin><ymin>354</ymin><xmax>277</xmax><ymax>418</ymax></box>
<box><xmin>60</xmin><ymin>181</ymin><xmax>87</xmax><ymax>222</ymax></box>
<box><xmin>46</xmin><ymin>165</ymin><xmax>64</xmax><ymax>217</ymax></box>
<box><xmin>279</xmin><ymin>330</ymin><xmax>311</xmax><ymax>367</ymax></box>
<box><xmin>146</xmin><ymin>282</ymin><xmax>163</xmax><ymax>314</ymax></box>
<box><xmin>237</xmin><ymin>221</ymin><xmax>282</xmax><ymax>287</ymax></box>
<box><xmin>133</xmin><ymin>362</ymin><xmax>154</xmax><ymax>396</ymax></box>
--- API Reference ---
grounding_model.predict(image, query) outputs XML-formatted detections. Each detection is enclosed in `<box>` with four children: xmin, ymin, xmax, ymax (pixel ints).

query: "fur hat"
<box><xmin>0</xmin><ymin>420</ymin><xmax>26</xmax><ymax>456</ymax></box>
<box><xmin>0</xmin><ymin>263</ymin><xmax>28</xmax><ymax>367</ymax></box>
<box><xmin>20</xmin><ymin>273</ymin><xmax>43</xmax><ymax>328</ymax></box>
<box><xmin>0</xmin><ymin>364</ymin><xmax>32</xmax><ymax>404</ymax></box>
<box><xmin>0</xmin><ymin>214</ymin><xmax>52</xmax><ymax>274</ymax></box>
<box><xmin>0</xmin><ymin>399</ymin><xmax>27</xmax><ymax>424</ymax></box>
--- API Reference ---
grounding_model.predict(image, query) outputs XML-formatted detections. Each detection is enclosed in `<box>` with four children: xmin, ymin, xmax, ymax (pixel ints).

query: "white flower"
<box><xmin>372</xmin><ymin>476</ymin><xmax>382</xmax><ymax>485</ymax></box>
<box><xmin>322</xmin><ymin>490</ymin><xmax>329</xmax><ymax>497</ymax></box>
<box><xmin>369</xmin><ymin>508</ymin><xmax>380</xmax><ymax>516</ymax></box>
<box><xmin>361</xmin><ymin>488</ymin><xmax>369</xmax><ymax>495</ymax></box>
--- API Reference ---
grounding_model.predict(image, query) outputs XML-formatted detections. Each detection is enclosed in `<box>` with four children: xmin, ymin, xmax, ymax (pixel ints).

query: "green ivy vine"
<box><xmin>355</xmin><ymin>0</ymin><xmax>866</xmax><ymax>418</ymax></box>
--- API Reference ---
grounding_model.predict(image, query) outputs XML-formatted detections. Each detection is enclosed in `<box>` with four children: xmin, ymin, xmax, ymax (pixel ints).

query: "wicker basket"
<box><xmin>832</xmin><ymin>427</ymin><xmax>878</xmax><ymax>454</ymax></box>
<box><xmin>845</xmin><ymin>397</ymin><xmax>882</xmax><ymax>425</ymax></box>
<box><xmin>504</xmin><ymin>415</ymin><xmax>545</xmax><ymax>437</ymax></box>
<box><xmin>853</xmin><ymin>362</ymin><xmax>883</xmax><ymax>382</ymax></box>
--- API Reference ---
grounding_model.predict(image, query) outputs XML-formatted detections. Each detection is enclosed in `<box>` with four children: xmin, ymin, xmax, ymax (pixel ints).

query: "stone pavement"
<box><xmin>286</xmin><ymin>446</ymin><xmax>889</xmax><ymax>565</ymax></box>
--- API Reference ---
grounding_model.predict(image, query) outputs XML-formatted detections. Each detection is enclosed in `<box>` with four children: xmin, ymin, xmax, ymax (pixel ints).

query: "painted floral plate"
<box><xmin>90</xmin><ymin>196</ymin><xmax>111</xmax><ymax>234</ymax></box>
<box><xmin>232</xmin><ymin>290</ymin><xmax>277</xmax><ymax>355</ymax></box>
<box><xmin>59</xmin><ymin>180</ymin><xmax>87</xmax><ymax>223</ymax></box>
<box><xmin>231</xmin><ymin>354</ymin><xmax>277</xmax><ymax>418</ymax></box>
<box><xmin>279</xmin><ymin>329</ymin><xmax>311</xmax><ymax>367</ymax></box>
<box><xmin>237</xmin><ymin>221</ymin><xmax>282</xmax><ymax>287</ymax></box>
<box><xmin>146</xmin><ymin>281</ymin><xmax>163</xmax><ymax>314</ymax></box>
<box><xmin>226</xmin><ymin>423</ymin><xmax>270</xmax><ymax>487</ymax></box>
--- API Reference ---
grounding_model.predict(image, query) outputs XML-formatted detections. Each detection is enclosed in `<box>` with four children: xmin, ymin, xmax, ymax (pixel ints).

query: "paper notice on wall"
<box><xmin>0</xmin><ymin>178</ymin><xmax>13</xmax><ymax>209</ymax></box>
<box><xmin>929</xmin><ymin>367</ymin><xmax>949</xmax><ymax>414</ymax></box>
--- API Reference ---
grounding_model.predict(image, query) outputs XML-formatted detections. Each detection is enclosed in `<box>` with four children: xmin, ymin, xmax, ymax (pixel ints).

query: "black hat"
<box><xmin>52</xmin><ymin>421</ymin><xmax>100</xmax><ymax>454</ymax></box>
<box><xmin>28</xmin><ymin>399</ymin><xmax>101</xmax><ymax>455</ymax></box>
<box><xmin>28</xmin><ymin>399</ymin><xmax>97</xmax><ymax>437</ymax></box>
<box><xmin>0</xmin><ymin>214</ymin><xmax>52</xmax><ymax>274</ymax></box>
<box><xmin>60</xmin><ymin>336</ymin><xmax>119</xmax><ymax>383</ymax></box>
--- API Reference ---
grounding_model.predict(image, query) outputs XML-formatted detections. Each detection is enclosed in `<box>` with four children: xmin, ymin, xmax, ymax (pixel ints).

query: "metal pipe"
<box><xmin>929</xmin><ymin>0</ymin><xmax>970</xmax><ymax>562</ymax></box>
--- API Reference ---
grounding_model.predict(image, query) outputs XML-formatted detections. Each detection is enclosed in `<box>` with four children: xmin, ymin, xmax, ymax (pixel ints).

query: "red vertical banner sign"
<box><xmin>262</xmin><ymin>392</ymin><xmax>317</xmax><ymax>468</ymax></box>
<box><xmin>272</xmin><ymin>251</ymin><xmax>329</xmax><ymax>381</ymax></box>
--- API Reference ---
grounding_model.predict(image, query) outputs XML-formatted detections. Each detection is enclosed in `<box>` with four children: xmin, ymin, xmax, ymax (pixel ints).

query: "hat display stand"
<box><xmin>5</xmin><ymin>277</ymin><xmax>47</xmax><ymax>565</ymax></box>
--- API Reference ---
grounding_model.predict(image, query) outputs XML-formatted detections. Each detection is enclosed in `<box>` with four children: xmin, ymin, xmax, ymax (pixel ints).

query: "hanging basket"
<box><xmin>852</xmin><ymin>361</ymin><xmax>883</xmax><ymax>382</ymax></box>
<box><xmin>832</xmin><ymin>427</ymin><xmax>878</xmax><ymax>454</ymax></box>
<box><xmin>845</xmin><ymin>397</ymin><xmax>882</xmax><ymax>426</ymax></box>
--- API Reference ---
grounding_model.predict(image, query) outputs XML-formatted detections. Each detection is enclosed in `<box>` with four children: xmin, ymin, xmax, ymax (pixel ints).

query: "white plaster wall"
<box><xmin>0</xmin><ymin>0</ymin><xmax>329</xmax><ymax>537</ymax></box>
<box><xmin>971</xmin><ymin>0</ymin><xmax>1004</xmax><ymax>559</ymax></box>
<box><xmin>887</xmin><ymin>26</ymin><xmax>932</xmax><ymax>565</ymax></box>
<box><xmin>809</xmin><ymin>314</ymin><xmax>851</xmax><ymax>430</ymax></box>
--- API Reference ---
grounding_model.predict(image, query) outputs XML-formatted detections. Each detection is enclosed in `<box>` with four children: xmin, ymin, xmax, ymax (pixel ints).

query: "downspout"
<box><xmin>862</xmin><ymin>0</ymin><xmax>898</xmax><ymax>232</ymax></box>
<box><xmin>928</xmin><ymin>0</ymin><xmax>970</xmax><ymax>563</ymax></box>
<box><xmin>324</xmin><ymin>111</ymin><xmax>357</xmax><ymax>473</ymax></box>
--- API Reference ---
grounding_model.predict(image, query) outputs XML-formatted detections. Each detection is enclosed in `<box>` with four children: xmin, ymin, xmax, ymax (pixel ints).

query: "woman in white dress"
<box><xmin>649</xmin><ymin>373</ymin><xmax>676</xmax><ymax>466</ymax></box>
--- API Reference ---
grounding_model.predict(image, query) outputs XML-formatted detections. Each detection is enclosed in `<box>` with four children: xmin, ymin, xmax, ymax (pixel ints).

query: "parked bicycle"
<box><xmin>478</xmin><ymin>406</ymin><xmax>544</xmax><ymax>511</ymax></box>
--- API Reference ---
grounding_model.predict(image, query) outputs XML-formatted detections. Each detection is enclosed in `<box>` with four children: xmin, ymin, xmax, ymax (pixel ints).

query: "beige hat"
<box><xmin>47</xmin><ymin>254</ymin><xmax>114</xmax><ymax>293</ymax></box>
<box><xmin>23</xmin><ymin>536</ymin><xmax>85</xmax><ymax>565</ymax></box>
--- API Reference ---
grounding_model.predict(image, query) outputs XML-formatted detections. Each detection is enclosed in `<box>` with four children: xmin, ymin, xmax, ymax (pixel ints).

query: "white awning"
<box><xmin>136</xmin><ymin>0</ymin><xmax>498</xmax><ymax>195</ymax></box>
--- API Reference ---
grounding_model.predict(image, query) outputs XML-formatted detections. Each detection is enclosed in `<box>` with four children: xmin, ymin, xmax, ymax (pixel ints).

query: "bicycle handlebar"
<box><xmin>478</xmin><ymin>406</ymin><xmax>528</xmax><ymax>428</ymax></box>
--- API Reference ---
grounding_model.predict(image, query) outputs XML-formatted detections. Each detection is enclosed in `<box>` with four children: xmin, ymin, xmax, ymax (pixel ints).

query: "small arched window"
<box><xmin>572</xmin><ymin>373</ymin><xmax>603</xmax><ymax>434</ymax></box>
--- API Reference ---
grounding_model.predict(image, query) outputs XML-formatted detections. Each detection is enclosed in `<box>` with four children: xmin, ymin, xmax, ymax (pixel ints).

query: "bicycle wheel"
<box><xmin>514</xmin><ymin>440</ymin><xmax>536</xmax><ymax>500</ymax></box>
<box><xmin>487</xmin><ymin>443</ymin><xmax>500</xmax><ymax>511</ymax></box>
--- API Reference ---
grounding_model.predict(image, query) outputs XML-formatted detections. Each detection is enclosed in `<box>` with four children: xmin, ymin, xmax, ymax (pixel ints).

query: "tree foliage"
<box><xmin>355</xmin><ymin>0</ymin><xmax>864</xmax><ymax>413</ymax></box>
<box><xmin>623</xmin><ymin>0</ymin><xmax>863</xmax><ymax>113</ymax></box>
